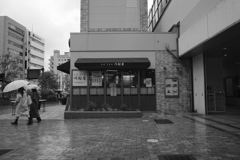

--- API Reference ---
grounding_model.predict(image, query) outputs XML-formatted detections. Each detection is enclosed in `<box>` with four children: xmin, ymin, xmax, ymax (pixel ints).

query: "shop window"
<box><xmin>123</xmin><ymin>70</ymin><xmax>138</xmax><ymax>95</ymax></box>
<box><xmin>89</xmin><ymin>71</ymin><xmax>104</xmax><ymax>95</ymax></box>
<box><xmin>140</xmin><ymin>69</ymin><xmax>155</xmax><ymax>95</ymax></box>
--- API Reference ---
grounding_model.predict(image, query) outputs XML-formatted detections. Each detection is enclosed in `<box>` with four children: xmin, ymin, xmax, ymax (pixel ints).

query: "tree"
<box><xmin>0</xmin><ymin>52</ymin><xmax>23</xmax><ymax>96</ymax></box>
<box><xmin>38</xmin><ymin>71</ymin><xmax>58</xmax><ymax>91</ymax></box>
<box><xmin>63</xmin><ymin>74</ymin><xmax>70</xmax><ymax>92</ymax></box>
<box><xmin>0</xmin><ymin>52</ymin><xmax>22</xmax><ymax>82</ymax></box>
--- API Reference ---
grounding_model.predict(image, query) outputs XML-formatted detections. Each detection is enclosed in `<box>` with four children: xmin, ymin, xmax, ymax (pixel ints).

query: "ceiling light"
<box><xmin>224</xmin><ymin>54</ymin><xmax>227</xmax><ymax>56</ymax></box>
<box><xmin>223</xmin><ymin>48</ymin><xmax>227</xmax><ymax>50</ymax></box>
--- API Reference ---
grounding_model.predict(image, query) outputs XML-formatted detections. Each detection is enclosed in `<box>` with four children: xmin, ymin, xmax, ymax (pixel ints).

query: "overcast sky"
<box><xmin>0</xmin><ymin>0</ymin><xmax>153</xmax><ymax>71</ymax></box>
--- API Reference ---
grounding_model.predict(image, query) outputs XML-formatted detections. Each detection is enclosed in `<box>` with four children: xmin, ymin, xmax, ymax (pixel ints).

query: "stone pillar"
<box><xmin>155</xmin><ymin>50</ymin><xmax>192</xmax><ymax>115</ymax></box>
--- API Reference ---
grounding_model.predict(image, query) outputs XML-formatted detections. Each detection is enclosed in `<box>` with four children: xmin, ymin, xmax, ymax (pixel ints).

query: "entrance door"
<box><xmin>122</xmin><ymin>70</ymin><xmax>139</xmax><ymax>110</ymax></box>
<box><xmin>106</xmin><ymin>70</ymin><xmax>122</xmax><ymax>109</ymax></box>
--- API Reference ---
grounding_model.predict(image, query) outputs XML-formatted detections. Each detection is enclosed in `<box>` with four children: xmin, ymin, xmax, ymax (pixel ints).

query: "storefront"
<box><xmin>70</xmin><ymin>58</ymin><xmax>156</xmax><ymax>111</ymax></box>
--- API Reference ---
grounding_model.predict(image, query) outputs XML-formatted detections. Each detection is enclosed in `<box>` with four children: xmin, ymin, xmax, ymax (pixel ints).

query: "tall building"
<box><xmin>49</xmin><ymin>50</ymin><xmax>70</xmax><ymax>90</ymax></box>
<box><xmin>0</xmin><ymin>16</ymin><xmax>26</xmax><ymax>80</ymax></box>
<box><xmin>26</xmin><ymin>30</ymin><xmax>45</xmax><ymax>69</ymax></box>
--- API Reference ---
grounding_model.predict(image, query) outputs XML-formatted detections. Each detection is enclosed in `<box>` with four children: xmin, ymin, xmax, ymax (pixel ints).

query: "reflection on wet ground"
<box><xmin>0</xmin><ymin>105</ymin><xmax>240</xmax><ymax>160</ymax></box>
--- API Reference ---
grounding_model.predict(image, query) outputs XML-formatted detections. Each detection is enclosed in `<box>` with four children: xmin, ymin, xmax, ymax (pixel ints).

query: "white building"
<box><xmin>0</xmin><ymin>16</ymin><xmax>26</xmax><ymax>80</ymax></box>
<box><xmin>49</xmin><ymin>50</ymin><xmax>70</xmax><ymax>90</ymax></box>
<box><xmin>26</xmin><ymin>31</ymin><xmax>45</xmax><ymax>70</ymax></box>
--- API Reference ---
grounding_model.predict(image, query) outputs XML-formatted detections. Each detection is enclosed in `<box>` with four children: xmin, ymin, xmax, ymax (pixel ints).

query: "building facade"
<box><xmin>0</xmin><ymin>16</ymin><xmax>26</xmax><ymax>80</ymax></box>
<box><xmin>149</xmin><ymin>0</ymin><xmax>240</xmax><ymax>115</ymax></box>
<box><xmin>26</xmin><ymin>30</ymin><xmax>45</xmax><ymax>70</ymax></box>
<box><xmin>49</xmin><ymin>50</ymin><xmax>70</xmax><ymax>90</ymax></box>
<box><xmin>63</xmin><ymin>0</ymin><xmax>191</xmax><ymax>113</ymax></box>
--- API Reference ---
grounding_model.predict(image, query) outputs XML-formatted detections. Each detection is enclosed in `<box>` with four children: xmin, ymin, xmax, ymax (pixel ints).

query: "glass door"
<box><xmin>106</xmin><ymin>70</ymin><xmax>122</xmax><ymax>109</ymax></box>
<box><xmin>122</xmin><ymin>70</ymin><xmax>139</xmax><ymax>110</ymax></box>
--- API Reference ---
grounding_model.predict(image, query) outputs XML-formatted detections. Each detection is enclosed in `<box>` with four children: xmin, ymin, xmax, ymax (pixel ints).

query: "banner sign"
<box><xmin>72</xmin><ymin>70</ymin><xmax>87</xmax><ymax>86</ymax></box>
<box><xmin>91</xmin><ymin>71</ymin><xmax>102</xmax><ymax>86</ymax></box>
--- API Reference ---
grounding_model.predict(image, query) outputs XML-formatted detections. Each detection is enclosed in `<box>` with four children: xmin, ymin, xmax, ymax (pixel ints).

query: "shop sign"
<box><xmin>72</xmin><ymin>70</ymin><xmax>87</xmax><ymax>86</ymax></box>
<box><xmin>100</xmin><ymin>62</ymin><xmax>124</xmax><ymax>66</ymax></box>
<box><xmin>91</xmin><ymin>71</ymin><xmax>102</xmax><ymax>86</ymax></box>
<box><xmin>165</xmin><ymin>78</ymin><xmax>179</xmax><ymax>98</ymax></box>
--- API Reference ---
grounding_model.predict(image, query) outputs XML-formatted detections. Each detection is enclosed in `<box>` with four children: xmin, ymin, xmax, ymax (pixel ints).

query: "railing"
<box><xmin>148</xmin><ymin>0</ymin><xmax>171</xmax><ymax>32</ymax></box>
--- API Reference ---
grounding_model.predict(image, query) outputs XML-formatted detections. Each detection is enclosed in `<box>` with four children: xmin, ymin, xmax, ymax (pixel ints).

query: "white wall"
<box><xmin>193</xmin><ymin>53</ymin><xmax>206</xmax><ymax>114</ymax></box>
<box><xmin>179</xmin><ymin>0</ymin><xmax>240</xmax><ymax>56</ymax></box>
<box><xmin>89</xmin><ymin>0</ymin><xmax>140</xmax><ymax>29</ymax></box>
<box><xmin>70</xmin><ymin>32</ymin><xmax>177</xmax><ymax>51</ymax></box>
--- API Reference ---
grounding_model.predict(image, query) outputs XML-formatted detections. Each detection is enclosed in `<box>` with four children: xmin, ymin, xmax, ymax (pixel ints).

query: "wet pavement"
<box><xmin>0</xmin><ymin>104</ymin><xmax>240</xmax><ymax>160</ymax></box>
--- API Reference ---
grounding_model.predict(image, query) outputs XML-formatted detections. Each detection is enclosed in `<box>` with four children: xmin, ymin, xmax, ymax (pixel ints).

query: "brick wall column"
<box><xmin>155</xmin><ymin>50</ymin><xmax>192</xmax><ymax>115</ymax></box>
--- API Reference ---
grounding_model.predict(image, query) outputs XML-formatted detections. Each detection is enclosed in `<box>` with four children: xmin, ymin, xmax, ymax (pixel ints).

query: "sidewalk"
<box><xmin>0</xmin><ymin>104</ymin><xmax>240</xmax><ymax>160</ymax></box>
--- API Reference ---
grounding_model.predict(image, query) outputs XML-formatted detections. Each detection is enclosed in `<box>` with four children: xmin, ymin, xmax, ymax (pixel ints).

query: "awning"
<box><xmin>75</xmin><ymin>58</ymin><xmax>150</xmax><ymax>70</ymax></box>
<box><xmin>57</xmin><ymin>61</ymin><xmax>70</xmax><ymax>74</ymax></box>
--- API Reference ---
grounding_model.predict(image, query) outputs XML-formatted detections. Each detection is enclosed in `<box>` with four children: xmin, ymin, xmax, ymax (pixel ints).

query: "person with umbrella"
<box><xmin>3</xmin><ymin>79</ymin><xmax>32</xmax><ymax>125</ymax></box>
<box><xmin>11</xmin><ymin>87</ymin><xmax>32</xmax><ymax>125</ymax></box>
<box><xmin>27</xmin><ymin>88</ymin><xmax>41</xmax><ymax>123</ymax></box>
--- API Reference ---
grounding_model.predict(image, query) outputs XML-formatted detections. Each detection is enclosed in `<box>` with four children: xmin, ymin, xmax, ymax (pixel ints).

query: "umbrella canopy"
<box><xmin>25</xmin><ymin>84</ymin><xmax>40</xmax><ymax>90</ymax></box>
<box><xmin>3</xmin><ymin>80</ymin><xmax>30</xmax><ymax>93</ymax></box>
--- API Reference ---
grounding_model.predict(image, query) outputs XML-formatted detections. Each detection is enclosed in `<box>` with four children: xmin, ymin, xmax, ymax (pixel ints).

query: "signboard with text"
<box><xmin>72</xmin><ymin>70</ymin><xmax>87</xmax><ymax>86</ymax></box>
<box><xmin>91</xmin><ymin>71</ymin><xmax>102</xmax><ymax>86</ymax></box>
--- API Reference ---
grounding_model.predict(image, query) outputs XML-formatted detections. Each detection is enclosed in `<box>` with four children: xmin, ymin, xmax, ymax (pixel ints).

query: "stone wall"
<box><xmin>155</xmin><ymin>50</ymin><xmax>192</xmax><ymax>115</ymax></box>
<box><xmin>80</xmin><ymin>0</ymin><xmax>148</xmax><ymax>32</ymax></box>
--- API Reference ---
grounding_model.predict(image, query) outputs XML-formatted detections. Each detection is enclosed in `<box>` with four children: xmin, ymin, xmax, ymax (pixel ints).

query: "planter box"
<box><xmin>64</xmin><ymin>111</ymin><xmax>142</xmax><ymax>119</ymax></box>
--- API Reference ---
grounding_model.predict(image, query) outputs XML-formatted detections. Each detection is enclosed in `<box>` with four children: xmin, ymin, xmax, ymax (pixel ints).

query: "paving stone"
<box><xmin>0</xmin><ymin>106</ymin><xmax>240</xmax><ymax>160</ymax></box>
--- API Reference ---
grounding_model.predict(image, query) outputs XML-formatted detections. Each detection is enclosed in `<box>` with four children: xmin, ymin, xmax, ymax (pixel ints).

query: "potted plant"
<box><xmin>84</xmin><ymin>101</ymin><xmax>97</xmax><ymax>111</ymax></box>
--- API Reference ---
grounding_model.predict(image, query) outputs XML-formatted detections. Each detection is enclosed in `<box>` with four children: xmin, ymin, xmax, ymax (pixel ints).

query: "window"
<box><xmin>31</xmin><ymin>38</ymin><xmax>44</xmax><ymax>46</ymax></box>
<box><xmin>8</xmin><ymin>48</ymin><xmax>23</xmax><ymax>56</ymax></box>
<box><xmin>30</xmin><ymin>54</ymin><xmax>44</xmax><ymax>61</ymax></box>
<box><xmin>8</xmin><ymin>23</ymin><xmax>24</xmax><ymax>35</ymax></box>
<box><xmin>8</xmin><ymin>32</ymin><xmax>24</xmax><ymax>42</ymax></box>
<box><xmin>140</xmin><ymin>69</ymin><xmax>155</xmax><ymax>95</ymax></box>
<box><xmin>30</xmin><ymin>45</ymin><xmax>44</xmax><ymax>54</ymax></box>
<box><xmin>8</xmin><ymin>40</ymin><xmax>23</xmax><ymax>49</ymax></box>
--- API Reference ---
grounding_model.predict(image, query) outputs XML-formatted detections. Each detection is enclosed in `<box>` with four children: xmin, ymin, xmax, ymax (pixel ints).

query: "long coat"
<box><xmin>29</xmin><ymin>92</ymin><xmax>40</xmax><ymax>118</ymax></box>
<box><xmin>15</xmin><ymin>92</ymin><xmax>29</xmax><ymax>117</ymax></box>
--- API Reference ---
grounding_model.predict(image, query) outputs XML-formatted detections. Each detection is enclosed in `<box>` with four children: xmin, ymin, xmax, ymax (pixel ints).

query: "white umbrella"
<box><xmin>3</xmin><ymin>80</ymin><xmax>29</xmax><ymax>93</ymax></box>
<box><xmin>25</xmin><ymin>84</ymin><xmax>40</xmax><ymax>90</ymax></box>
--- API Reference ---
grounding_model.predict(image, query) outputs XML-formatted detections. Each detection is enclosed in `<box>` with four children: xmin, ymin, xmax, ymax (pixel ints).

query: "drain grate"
<box><xmin>158</xmin><ymin>154</ymin><xmax>196</xmax><ymax>160</ymax></box>
<box><xmin>154</xmin><ymin>119</ymin><xmax>173</xmax><ymax>124</ymax></box>
<box><xmin>0</xmin><ymin>149</ymin><xmax>14</xmax><ymax>157</ymax></box>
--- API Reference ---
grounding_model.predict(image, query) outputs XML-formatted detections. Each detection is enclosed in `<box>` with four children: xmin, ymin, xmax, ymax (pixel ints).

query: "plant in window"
<box><xmin>84</xmin><ymin>101</ymin><xmax>97</xmax><ymax>111</ymax></box>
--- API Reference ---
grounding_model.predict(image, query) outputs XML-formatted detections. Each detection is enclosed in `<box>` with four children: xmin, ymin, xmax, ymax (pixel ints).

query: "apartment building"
<box><xmin>49</xmin><ymin>50</ymin><xmax>70</xmax><ymax>90</ymax></box>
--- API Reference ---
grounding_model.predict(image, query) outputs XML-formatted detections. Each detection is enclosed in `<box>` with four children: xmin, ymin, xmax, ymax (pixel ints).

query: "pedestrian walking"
<box><xmin>29</xmin><ymin>89</ymin><xmax>42</xmax><ymax>123</ymax></box>
<box><xmin>11</xmin><ymin>87</ymin><xmax>31</xmax><ymax>125</ymax></box>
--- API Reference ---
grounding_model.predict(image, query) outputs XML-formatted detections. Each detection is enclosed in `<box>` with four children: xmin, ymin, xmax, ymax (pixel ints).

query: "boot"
<box><xmin>27</xmin><ymin>117</ymin><xmax>33</xmax><ymax>125</ymax></box>
<box><xmin>11</xmin><ymin>118</ymin><xmax>18</xmax><ymax>125</ymax></box>
<box><xmin>37</xmin><ymin>117</ymin><xmax>41</xmax><ymax>123</ymax></box>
